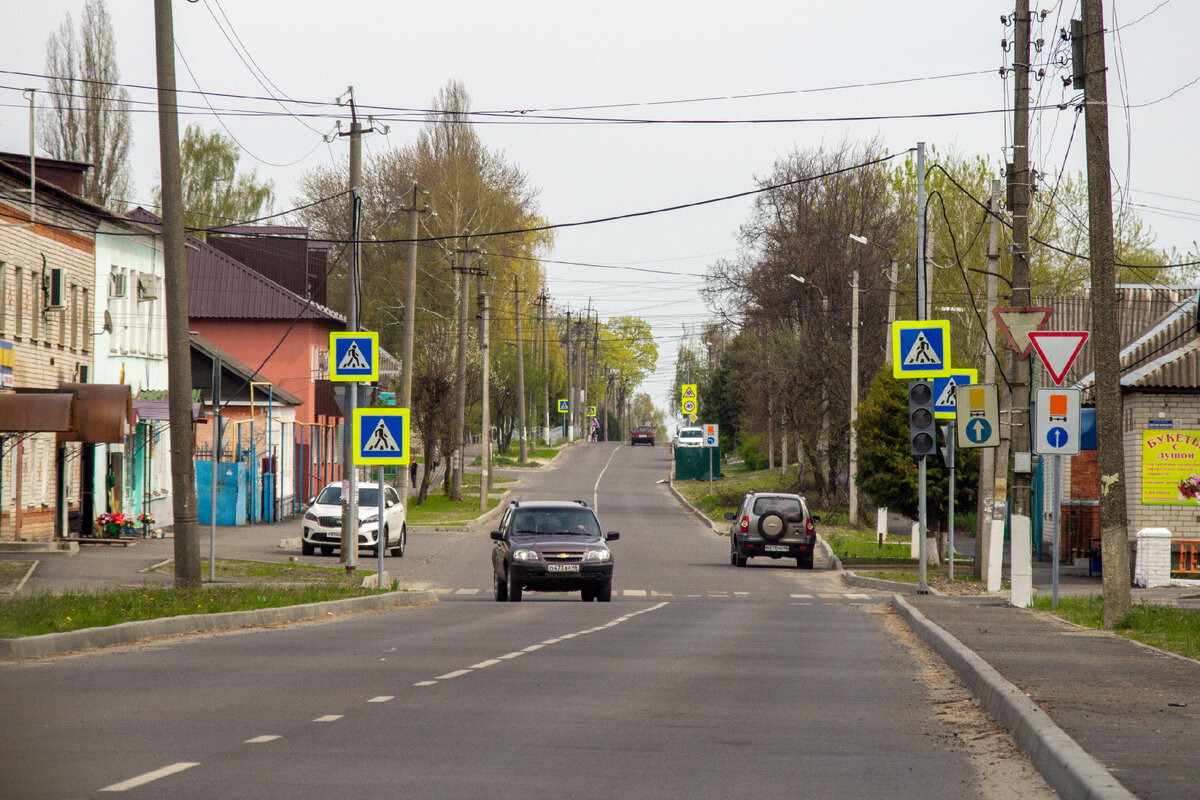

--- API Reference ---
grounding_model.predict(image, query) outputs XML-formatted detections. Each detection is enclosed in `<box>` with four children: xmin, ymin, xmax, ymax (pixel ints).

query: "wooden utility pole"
<box><xmin>514</xmin><ymin>276</ymin><xmax>528</xmax><ymax>463</ymax></box>
<box><xmin>451</xmin><ymin>237</ymin><xmax>469</xmax><ymax>501</ymax></box>
<box><xmin>1081</xmin><ymin>0</ymin><xmax>1132</xmax><ymax>626</ymax></box>
<box><xmin>153</xmin><ymin>0</ymin><xmax>200</xmax><ymax>588</ymax></box>
<box><xmin>398</xmin><ymin>183</ymin><xmax>432</xmax><ymax>506</ymax></box>
<box><xmin>478</xmin><ymin>287</ymin><xmax>490</xmax><ymax>511</ymax></box>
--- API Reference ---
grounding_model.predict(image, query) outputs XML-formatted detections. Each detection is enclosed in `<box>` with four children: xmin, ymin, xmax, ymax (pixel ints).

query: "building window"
<box><xmin>14</xmin><ymin>267</ymin><xmax>23</xmax><ymax>339</ymax></box>
<box><xmin>80</xmin><ymin>287</ymin><xmax>89</xmax><ymax>355</ymax></box>
<box><xmin>0</xmin><ymin>261</ymin><xmax>7</xmax><ymax>334</ymax></box>
<box><xmin>70</xmin><ymin>284</ymin><xmax>78</xmax><ymax>351</ymax></box>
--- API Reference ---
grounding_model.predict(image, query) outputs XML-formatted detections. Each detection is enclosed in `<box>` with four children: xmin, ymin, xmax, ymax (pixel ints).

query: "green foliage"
<box><xmin>738</xmin><ymin>434</ymin><xmax>768</xmax><ymax>471</ymax></box>
<box><xmin>1034</xmin><ymin>596</ymin><xmax>1200</xmax><ymax>661</ymax></box>
<box><xmin>152</xmin><ymin>123</ymin><xmax>274</xmax><ymax>232</ymax></box>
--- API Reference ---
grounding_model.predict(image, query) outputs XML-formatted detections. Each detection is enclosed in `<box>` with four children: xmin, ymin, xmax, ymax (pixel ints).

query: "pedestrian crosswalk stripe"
<box><xmin>622</xmin><ymin>589</ymin><xmax>647</xmax><ymax>596</ymax></box>
<box><xmin>790</xmin><ymin>593</ymin><xmax>814</xmax><ymax>599</ymax></box>
<box><xmin>845</xmin><ymin>593</ymin><xmax>871</xmax><ymax>599</ymax></box>
<box><xmin>818</xmin><ymin>593</ymin><xmax>842</xmax><ymax>599</ymax></box>
<box><xmin>449</xmin><ymin>587</ymin><xmax>880</xmax><ymax>601</ymax></box>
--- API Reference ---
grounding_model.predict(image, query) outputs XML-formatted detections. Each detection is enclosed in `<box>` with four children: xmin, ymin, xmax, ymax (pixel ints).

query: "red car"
<box><xmin>631</xmin><ymin>426</ymin><xmax>656</xmax><ymax>446</ymax></box>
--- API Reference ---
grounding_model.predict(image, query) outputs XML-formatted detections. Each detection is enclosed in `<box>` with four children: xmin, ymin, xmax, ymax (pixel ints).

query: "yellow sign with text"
<box><xmin>1142</xmin><ymin>430</ymin><xmax>1200</xmax><ymax>505</ymax></box>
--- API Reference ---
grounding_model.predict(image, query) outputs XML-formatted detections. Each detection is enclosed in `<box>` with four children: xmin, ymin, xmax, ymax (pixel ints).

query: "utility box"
<box><xmin>674</xmin><ymin>446</ymin><xmax>722</xmax><ymax>481</ymax></box>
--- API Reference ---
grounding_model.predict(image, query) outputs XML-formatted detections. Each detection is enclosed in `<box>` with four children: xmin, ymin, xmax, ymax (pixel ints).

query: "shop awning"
<box><xmin>0</xmin><ymin>393</ymin><xmax>75</xmax><ymax>432</ymax></box>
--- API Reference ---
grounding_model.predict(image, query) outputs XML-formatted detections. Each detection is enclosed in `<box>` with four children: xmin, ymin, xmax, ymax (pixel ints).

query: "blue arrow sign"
<box><xmin>1046</xmin><ymin>426</ymin><xmax>1069</xmax><ymax>449</ymax></box>
<box><xmin>353</xmin><ymin>408</ymin><xmax>409</xmax><ymax>465</ymax></box>
<box><xmin>965</xmin><ymin>417</ymin><xmax>992</xmax><ymax>445</ymax></box>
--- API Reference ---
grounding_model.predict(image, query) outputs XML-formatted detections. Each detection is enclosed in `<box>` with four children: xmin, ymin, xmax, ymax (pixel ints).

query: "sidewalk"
<box><xmin>900</xmin><ymin>591</ymin><xmax>1199</xmax><ymax>800</ymax></box>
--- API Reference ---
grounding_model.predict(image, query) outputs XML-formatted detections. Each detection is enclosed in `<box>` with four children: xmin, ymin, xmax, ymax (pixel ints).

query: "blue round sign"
<box><xmin>1046</xmin><ymin>426</ymin><xmax>1069</xmax><ymax>449</ymax></box>
<box><xmin>965</xmin><ymin>418</ymin><xmax>992</xmax><ymax>444</ymax></box>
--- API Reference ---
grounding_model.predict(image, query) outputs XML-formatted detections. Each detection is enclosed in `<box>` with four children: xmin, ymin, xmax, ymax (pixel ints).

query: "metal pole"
<box><xmin>210</xmin><ymin>357</ymin><xmax>220</xmax><ymax>582</ymax></box>
<box><xmin>479</xmin><ymin>289</ymin><xmax>490</xmax><ymax>512</ymax></box>
<box><xmin>376</xmin><ymin>465</ymin><xmax>385</xmax><ymax>585</ymax></box>
<box><xmin>916</xmin><ymin>141</ymin><xmax>928</xmax><ymax>594</ymax></box>
<box><xmin>1052</xmin><ymin>453</ymin><xmax>1061</xmax><ymax>608</ymax></box>
<box><xmin>948</xmin><ymin>424</ymin><xmax>955</xmax><ymax>581</ymax></box>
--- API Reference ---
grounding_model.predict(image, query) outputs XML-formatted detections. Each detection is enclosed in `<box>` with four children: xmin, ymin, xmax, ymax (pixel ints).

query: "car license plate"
<box><xmin>764</xmin><ymin>545</ymin><xmax>789</xmax><ymax>552</ymax></box>
<box><xmin>547</xmin><ymin>564</ymin><xmax>580</xmax><ymax>573</ymax></box>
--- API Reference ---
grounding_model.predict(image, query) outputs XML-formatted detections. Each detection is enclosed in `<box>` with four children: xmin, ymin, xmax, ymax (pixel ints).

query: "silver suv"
<box><xmin>724</xmin><ymin>491</ymin><xmax>819</xmax><ymax>569</ymax></box>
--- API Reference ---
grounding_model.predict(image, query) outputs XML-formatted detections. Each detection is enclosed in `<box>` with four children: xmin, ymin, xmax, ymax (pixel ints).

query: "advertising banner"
<box><xmin>1142</xmin><ymin>430</ymin><xmax>1200</xmax><ymax>505</ymax></box>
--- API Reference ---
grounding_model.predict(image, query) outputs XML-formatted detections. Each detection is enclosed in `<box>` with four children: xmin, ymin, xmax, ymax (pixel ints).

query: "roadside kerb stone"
<box><xmin>0</xmin><ymin>589</ymin><xmax>438</xmax><ymax>661</ymax></box>
<box><xmin>891</xmin><ymin>594</ymin><xmax>1137</xmax><ymax>800</ymax></box>
<box><xmin>842</xmin><ymin>571</ymin><xmax>923</xmax><ymax>594</ymax></box>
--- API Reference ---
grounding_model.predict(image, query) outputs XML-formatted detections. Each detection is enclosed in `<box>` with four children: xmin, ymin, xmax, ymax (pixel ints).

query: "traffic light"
<box><xmin>907</xmin><ymin>380</ymin><xmax>937</xmax><ymax>458</ymax></box>
<box><xmin>939</xmin><ymin>424</ymin><xmax>954</xmax><ymax>469</ymax></box>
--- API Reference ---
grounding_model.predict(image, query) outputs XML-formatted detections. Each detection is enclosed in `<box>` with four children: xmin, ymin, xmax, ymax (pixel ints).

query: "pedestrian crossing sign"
<box><xmin>353</xmin><ymin>408</ymin><xmax>409</xmax><ymax>465</ymax></box>
<box><xmin>891</xmin><ymin>320</ymin><xmax>952</xmax><ymax>379</ymax></box>
<box><xmin>932</xmin><ymin>369</ymin><xmax>978</xmax><ymax>419</ymax></box>
<box><xmin>557</xmin><ymin>398</ymin><xmax>569</xmax><ymax>414</ymax></box>
<box><xmin>682</xmin><ymin>384</ymin><xmax>697</xmax><ymax>400</ymax></box>
<box><xmin>330</xmin><ymin>332</ymin><xmax>379</xmax><ymax>382</ymax></box>
<box><xmin>586</xmin><ymin>405</ymin><xmax>597</xmax><ymax>417</ymax></box>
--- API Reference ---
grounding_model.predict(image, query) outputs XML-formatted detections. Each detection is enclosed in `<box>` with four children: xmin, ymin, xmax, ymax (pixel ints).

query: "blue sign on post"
<box><xmin>932</xmin><ymin>369</ymin><xmax>977</xmax><ymax>419</ymax></box>
<box><xmin>891</xmin><ymin>321</ymin><xmax>952</xmax><ymax>379</ymax></box>
<box><xmin>330</xmin><ymin>332</ymin><xmax>379</xmax><ymax>382</ymax></box>
<box><xmin>353</xmin><ymin>408</ymin><xmax>409</xmax><ymax>465</ymax></box>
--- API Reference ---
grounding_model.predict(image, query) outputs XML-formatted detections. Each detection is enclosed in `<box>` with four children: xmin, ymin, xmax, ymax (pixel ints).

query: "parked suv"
<box><xmin>491</xmin><ymin>500</ymin><xmax>618</xmax><ymax>602</ymax></box>
<box><xmin>675</xmin><ymin>427</ymin><xmax>705</xmax><ymax>447</ymax></box>
<box><xmin>302</xmin><ymin>482</ymin><xmax>406</xmax><ymax>557</ymax></box>
<box><xmin>725</xmin><ymin>491</ymin><xmax>819</xmax><ymax>569</ymax></box>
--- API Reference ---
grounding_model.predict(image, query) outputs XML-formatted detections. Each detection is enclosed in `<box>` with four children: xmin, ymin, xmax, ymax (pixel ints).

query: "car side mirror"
<box><xmin>605</xmin><ymin>531</ymin><xmax>620</xmax><ymax>541</ymax></box>
<box><xmin>811</xmin><ymin>515</ymin><xmax>821</xmax><ymax>523</ymax></box>
<box><xmin>386</xmin><ymin>499</ymin><xmax>394</xmax><ymax>507</ymax></box>
<box><xmin>723</xmin><ymin>512</ymin><xmax>735</xmax><ymax>520</ymax></box>
<box><xmin>490</xmin><ymin>530</ymin><xmax>503</xmax><ymax>541</ymax></box>
<box><xmin>307</xmin><ymin>497</ymin><xmax>315</xmax><ymax>505</ymax></box>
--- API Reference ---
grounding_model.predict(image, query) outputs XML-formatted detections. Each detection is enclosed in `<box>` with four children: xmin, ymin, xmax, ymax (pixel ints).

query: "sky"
<box><xmin>3</xmin><ymin>1</ymin><xmax>1199</xmax><ymax>418</ymax></box>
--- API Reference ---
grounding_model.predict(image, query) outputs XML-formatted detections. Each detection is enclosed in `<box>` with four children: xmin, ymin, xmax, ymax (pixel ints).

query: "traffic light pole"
<box><xmin>916</xmin><ymin>141</ymin><xmax>928</xmax><ymax>594</ymax></box>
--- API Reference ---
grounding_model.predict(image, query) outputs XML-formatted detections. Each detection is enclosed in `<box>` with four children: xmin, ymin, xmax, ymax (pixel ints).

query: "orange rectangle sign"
<box><xmin>969</xmin><ymin>387</ymin><xmax>984</xmax><ymax>407</ymax></box>
<box><xmin>1049</xmin><ymin>393</ymin><xmax>1067</xmax><ymax>416</ymax></box>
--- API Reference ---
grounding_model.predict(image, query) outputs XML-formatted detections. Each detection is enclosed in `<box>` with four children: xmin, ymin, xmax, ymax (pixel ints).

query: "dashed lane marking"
<box><xmin>499</xmin><ymin>651</ymin><xmax>524</xmax><ymax>659</ymax></box>
<box><xmin>313</xmin><ymin>715</ymin><xmax>343</xmax><ymax>723</ymax></box>
<box><xmin>455</xmin><ymin>589</ymin><xmax>480</xmax><ymax>595</ymax></box>
<box><xmin>414</xmin><ymin>681</ymin><xmax>437</xmax><ymax>687</ymax></box>
<box><xmin>470</xmin><ymin>659</ymin><xmax>501</xmax><ymax>669</ymax></box>
<box><xmin>100</xmin><ymin>763</ymin><xmax>200</xmax><ymax>792</ymax></box>
<box><xmin>245</xmin><ymin>735</ymin><xmax>280</xmax><ymax>743</ymax></box>
<box><xmin>434</xmin><ymin>669</ymin><xmax>472</xmax><ymax>680</ymax></box>
<box><xmin>367</xmin><ymin>696</ymin><xmax>393</xmax><ymax>703</ymax></box>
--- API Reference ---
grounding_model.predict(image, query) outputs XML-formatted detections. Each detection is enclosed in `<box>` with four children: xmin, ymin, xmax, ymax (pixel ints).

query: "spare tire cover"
<box><xmin>758</xmin><ymin>511</ymin><xmax>786</xmax><ymax>540</ymax></box>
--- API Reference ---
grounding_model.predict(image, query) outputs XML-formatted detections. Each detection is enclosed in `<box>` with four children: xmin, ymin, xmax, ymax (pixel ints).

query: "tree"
<box><xmin>150</xmin><ymin>123</ymin><xmax>274</xmax><ymax>234</ymax></box>
<box><xmin>39</xmin><ymin>0</ymin><xmax>133</xmax><ymax>208</ymax></box>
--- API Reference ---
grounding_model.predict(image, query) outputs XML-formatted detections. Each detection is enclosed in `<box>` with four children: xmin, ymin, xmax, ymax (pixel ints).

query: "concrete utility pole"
<box><xmin>540</xmin><ymin>290</ymin><xmax>550</xmax><ymax>442</ymax></box>
<box><xmin>338</xmin><ymin>111</ymin><xmax>363</xmax><ymax>572</ymax></box>
<box><xmin>478</xmin><ymin>287</ymin><xmax>490</xmax><ymax>511</ymax></box>
<box><xmin>976</xmin><ymin>178</ymin><xmax>1003</xmax><ymax>581</ymax></box>
<box><xmin>154</xmin><ymin>0</ymin><xmax>200</xmax><ymax>588</ymax></box>
<box><xmin>848</xmin><ymin>265</ymin><xmax>860</xmax><ymax>527</ymax></box>
<box><xmin>1008</xmin><ymin>0</ymin><xmax>1035</xmax><ymax>606</ymax></box>
<box><xmin>451</xmin><ymin>236</ymin><xmax>470</xmax><ymax>502</ymax></box>
<box><xmin>1081</xmin><ymin>0</ymin><xmax>1133</xmax><ymax>626</ymax></box>
<box><xmin>591</xmin><ymin>312</ymin><xmax>600</xmax><ymax>437</ymax></box>
<box><xmin>565</xmin><ymin>309</ymin><xmax>573</xmax><ymax>441</ymax></box>
<box><xmin>514</xmin><ymin>276</ymin><xmax>528</xmax><ymax>463</ymax></box>
<box><xmin>398</xmin><ymin>183</ymin><xmax>432</xmax><ymax>506</ymax></box>
<box><xmin>916</xmin><ymin>141</ymin><xmax>929</xmax><ymax>595</ymax></box>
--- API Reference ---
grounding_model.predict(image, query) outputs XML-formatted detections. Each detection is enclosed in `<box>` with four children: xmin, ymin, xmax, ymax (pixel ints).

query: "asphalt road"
<box><xmin>2</xmin><ymin>443</ymin><xmax>1007</xmax><ymax>799</ymax></box>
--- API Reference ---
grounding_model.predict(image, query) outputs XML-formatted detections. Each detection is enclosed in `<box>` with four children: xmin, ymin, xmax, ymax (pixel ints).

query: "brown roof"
<box><xmin>1036</xmin><ymin>286</ymin><xmax>1200</xmax><ymax>395</ymax></box>
<box><xmin>127</xmin><ymin>208</ymin><xmax>344</xmax><ymax>324</ymax></box>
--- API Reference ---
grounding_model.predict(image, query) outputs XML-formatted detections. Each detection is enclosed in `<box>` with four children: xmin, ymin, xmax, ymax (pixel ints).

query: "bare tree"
<box><xmin>39</xmin><ymin>0</ymin><xmax>133</xmax><ymax>208</ymax></box>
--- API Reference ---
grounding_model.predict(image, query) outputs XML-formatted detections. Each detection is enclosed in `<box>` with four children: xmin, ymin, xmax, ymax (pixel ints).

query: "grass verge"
<box><xmin>406</xmin><ymin>492</ymin><xmax>502</xmax><ymax>526</ymax></box>
<box><xmin>469</xmin><ymin>447</ymin><xmax>559</xmax><ymax>468</ymax></box>
<box><xmin>0</xmin><ymin>582</ymin><xmax>388</xmax><ymax>638</ymax></box>
<box><xmin>1034</xmin><ymin>595</ymin><xmax>1200</xmax><ymax>661</ymax></box>
<box><xmin>0</xmin><ymin>561</ymin><xmax>33</xmax><ymax>590</ymax></box>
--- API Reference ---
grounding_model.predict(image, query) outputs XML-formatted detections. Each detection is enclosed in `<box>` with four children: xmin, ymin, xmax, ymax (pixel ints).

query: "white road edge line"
<box><xmin>593</xmin><ymin>444</ymin><xmax>624</xmax><ymax>510</ymax></box>
<box><xmin>100</xmin><ymin>762</ymin><xmax>200</xmax><ymax>792</ymax></box>
<box><xmin>470</xmin><ymin>659</ymin><xmax>501</xmax><ymax>669</ymax></box>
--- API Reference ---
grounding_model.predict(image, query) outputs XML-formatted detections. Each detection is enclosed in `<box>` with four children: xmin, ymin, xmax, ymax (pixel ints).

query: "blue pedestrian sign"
<box><xmin>891</xmin><ymin>321</ymin><xmax>952</xmax><ymax>379</ymax></box>
<box><xmin>330</xmin><ymin>332</ymin><xmax>379</xmax><ymax>382</ymax></box>
<box><xmin>353</xmin><ymin>408</ymin><xmax>410</xmax><ymax>465</ymax></box>
<box><xmin>932</xmin><ymin>369</ymin><xmax>977</xmax><ymax>419</ymax></box>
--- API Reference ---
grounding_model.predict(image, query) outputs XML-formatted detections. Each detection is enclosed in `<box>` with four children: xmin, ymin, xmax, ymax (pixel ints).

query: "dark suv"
<box><xmin>491</xmin><ymin>500</ymin><xmax>619</xmax><ymax>602</ymax></box>
<box><xmin>725</xmin><ymin>491</ymin><xmax>819</xmax><ymax>569</ymax></box>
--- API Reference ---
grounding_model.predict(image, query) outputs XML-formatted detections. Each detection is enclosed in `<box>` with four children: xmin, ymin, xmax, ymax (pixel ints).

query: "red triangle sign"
<box><xmin>1028</xmin><ymin>331</ymin><xmax>1089</xmax><ymax>385</ymax></box>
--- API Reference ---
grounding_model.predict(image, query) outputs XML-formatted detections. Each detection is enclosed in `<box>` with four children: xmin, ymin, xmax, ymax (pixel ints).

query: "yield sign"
<box><xmin>993</xmin><ymin>307</ymin><xmax>1052</xmax><ymax>359</ymax></box>
<box><xmin>1029</xmin><ymin>331</ymin><xmax>1089</xmax><ymax>385</ymax></box>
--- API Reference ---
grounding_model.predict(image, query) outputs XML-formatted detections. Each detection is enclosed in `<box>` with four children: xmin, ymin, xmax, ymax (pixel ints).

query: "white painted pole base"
<box><xmin>987</xmin><ymin>519</ymin><xmax>1005</xmax><ymax>592</ymax></box>
<box><xmin>1009</xmin><ymin>514</ymin><xmax>1033</xmax><ymax>607</ymax></box>
<box><xmin>910</xmin><ymin>522</ymin><xmax>920</xmax><ymax>559</ymax></box>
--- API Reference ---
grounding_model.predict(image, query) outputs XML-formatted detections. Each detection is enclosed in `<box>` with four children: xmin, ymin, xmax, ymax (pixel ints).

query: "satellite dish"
<box><xmin>91</xmin><ymin>309</ymin><xmax>113</xmax><ymax>336</ymax></box>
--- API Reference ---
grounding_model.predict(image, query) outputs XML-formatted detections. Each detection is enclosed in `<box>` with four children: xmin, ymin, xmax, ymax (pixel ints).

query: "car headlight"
<box><xmin>513</xmin><ymin>549</ymin><xmax>539</xmax><ymax>561</ymax></box>
<box><xmin>585</xmin><ymin>549</ymin><xmax>610</xmax><ymax>562</ymax></box>
<box><xmin>361</xmin><ymin>514</ymin><xmax>379</xmax><ymax>525</ymax></box>
<box><xmin>304</xmin><ymin>512</ymin><xmax>318</xmax><ymax>522</ymax></box>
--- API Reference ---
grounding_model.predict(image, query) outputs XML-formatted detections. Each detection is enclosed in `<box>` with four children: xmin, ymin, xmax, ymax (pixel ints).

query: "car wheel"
<box><xmin>390</xmin><ymin>524</ymin><xmax>406</xmax><ymax>557</ymax></box>
<box><xmin>506</xmin><ymin>570</ymin><xmax>523</xmax><ymax>602</ymax></box>
<box><xmin>581</xmin><ymin>587</ymin><xmax>595</xmax><ymax>602</ymax></box>
<box><xmin>757</xmin><ymin>511</ymin><xmax>786</xmax><ymax>541</ymax></box>
<box><xmin>494</xmin><ymin>572</ymin><xmax>508</xmax><ymax>602</ymax></box>
<box><xmin>320</xmin><ymin>546</ymin><xmax>334</xmax><ymax>556</ymax></box>
<box><xmin>597</xmin><ymin>581</ymin><xmax>612</xmax><ymax>602</ymax></box>
<box><xmin>302</xmin><ymin>540</ymin><xmax>314</xmax><ymax>556</ymax></box>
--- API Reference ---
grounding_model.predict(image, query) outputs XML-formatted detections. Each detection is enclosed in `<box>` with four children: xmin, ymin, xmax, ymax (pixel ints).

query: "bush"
<box><xmin>738</xmin><ymin>434</ymin><xmax>768</xmax><ymax>471</ymax></box>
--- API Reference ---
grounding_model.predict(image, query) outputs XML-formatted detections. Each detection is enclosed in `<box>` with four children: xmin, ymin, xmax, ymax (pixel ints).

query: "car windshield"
<box><xmin>680</xmin><ymin>430</ymin><xmax>703</xmax><ymax>440</ymax></box>
<box><xmin>511</xmin><ymin>508</ymin><xmax>601</xmax><ymax>536</ymax></box>
<box><xmin>314</xmin><ymin>486</ymin><xmax>383</xmax><ymax>506</ymax></box>
<box><xmin>753</xmin><ymin>497</ymin><xmax>803</xmax><ymax>516</ymax></box>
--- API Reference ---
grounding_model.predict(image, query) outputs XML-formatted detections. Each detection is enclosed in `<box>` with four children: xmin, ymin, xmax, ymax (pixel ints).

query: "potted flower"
<box><xmin>96</xmin><ymin>511</ymin><xmax>134</xmax><ymax>537</ymax></box>
<box><xmin>137</xmin><ymin>512</ymin><xmax>155</xmax><ymax>527</ymax></box>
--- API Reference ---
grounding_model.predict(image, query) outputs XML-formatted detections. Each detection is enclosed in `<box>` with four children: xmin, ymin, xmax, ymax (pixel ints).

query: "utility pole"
<box><xmin>977</xmin><ymin>178</ymin><xmax>1003</xmax><ymax>581</ymax></box>
<box><xmin>885</xmin><ymin>260</ymin><xmax>898</xmax><ymax>366</ymax></box>
<box><xmin>398</xmin><ymin>183</ymin><xmax>432</xmax><ymax>506</ymax></box>
<box><xmin>451</xmin><ymin>235</ymin><xmax>470</xmax><ymax>502</ymax></box>
<box><xmin>154</xmin><ymin>0</ymin><xmax>200</xmax><ymax>588</ymax></box>
<box><xmin>916</xmin><ymin>140</ymin><xmax>929</xmax><ymax>594</ymax></box>
<box><xmin>1008</xmin><ymin>0</ymin><xmax>1035</xmax><ymax>607</ymax></box>
<box><xmin>539</xmin><ymin>290</ymin><xmax>550</xmax><ymax>443</ymax></box>
<box><xmin>591</xmin><ymin>314</ymin><xmax>600</xmax><ymax>438</ymax></box>
<box><xmin>848</xmin><ymin>266</ymin><xmax>860</xmax><ymax>527</ymax></box>
<box><xmin>565</xmin><ymin>309</ymin><xmax>573</xmax><ymax>442</ymax></box>
<box><xmin>478</xmin><ymin>287</ymin><xmax>490</xmax><ymax>511</ymax></box>
<box><xmin>514</xmin><ymin>276</ymin><xmax>528</xmax><ymax>463</ymax></box>
<box><xmin>1081</xmin><ymin>0</ymin><xmax>1132</xmax><ymax>626</ymax></box>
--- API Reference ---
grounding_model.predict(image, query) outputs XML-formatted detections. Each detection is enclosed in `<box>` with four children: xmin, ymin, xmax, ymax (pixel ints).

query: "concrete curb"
<box><xmin>891</xmin><ymin>594</ymin><xmax>1136</xmax><ymax>800</ymax></box>
<box><xmin>0</xmin><ymin>589</ymin><xmax>438</xmax><ymax>661</ymax></box>
<box><xmin>842</xmin><ymin>571</ymin><xmax>924</xmax><ymax>594</ymax></box>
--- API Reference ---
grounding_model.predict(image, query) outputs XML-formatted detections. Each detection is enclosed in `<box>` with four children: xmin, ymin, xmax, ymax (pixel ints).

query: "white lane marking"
<box><xmin>818</xmin><ymin>593</ymin><xmax>841</xmax><ymax>599</ymax></box>
<box><xmin>651</xmin><ymin>591</ymin><xmax>673</xmax><ymax>597</ymax></box>
<box><xmin>593</xmin><ymin>445</ymin><xmax>624</xmax><ymax>510</ymax></box>
<box><xmin>100</xmin><ymin>762</ymin><xmax>200</xmax><ymax>792</ymax></box>
<box><xmin>367</xmin><ymin>696</ymin><xmax>394</xmax><ymax>703</ymax></box>
<box><xmin>622</xmin><ymin>589</ymin><xmax>647</xmax><ymax>597</ymax></box>
<box><xmin>733</xmin><ymin>591</ymin><xmax>750</xmax><ymax>596</ymax></box>
<box><xmin>470</xmin><ymin>659</ymin><xmax>501</xmax><ymax>669</ymax></box>
<box><xmin>245</xmin><ymin>735</ymin><xmax>280</xmax><ymax>743</ymax></box>
<box><xmin>559</xmin><ymin>633</ymin><xmax>579</xmax><ymax>639</ymax></box>
<box><xmin>435</xmin><ymin>669</ymin><xmax>472</xmax><ymax>680</ymax></box>
<box><xmin>791</xmin><ymin>594</ymin><xmax>814</xmax><ymax>599</ymax></box>
<box><xmin>541</xmin><ymin>638</ymin><xmax>562</xmax><ymax>645</ymax></box>
<box><xmin>845</xmin><ymin>593</ymin><xmax>871</xmax><ymax>599</ymax></box>
<box><xmin>499</xmin><ymin>651</ymin><xmax>524</xmax><ymax>659</ymax></box>
<box><xmin>313</xmin><ymin>715</ymin><xmax>343</xmax><ymax>723</ymax></box>
<box><xmin>414</xmin><ymin>681</ymin><xmax>437</xmax><ymax>687</ymax></box>
<box><xmin>455</xmin><ymin>588</ymin><xmax>480</xmax><ymax>595</ymax></box>
<box><xmin>521</xmin><ymin>644</ymin><xmax>545</xmax><ymax>652</ymax></box>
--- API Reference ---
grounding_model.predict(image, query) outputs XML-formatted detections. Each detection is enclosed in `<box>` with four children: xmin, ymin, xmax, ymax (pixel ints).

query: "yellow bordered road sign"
<box><xmin>353</xmin><ymin>407</ymin><xmax>410</xmax><ymax>465</ymax></box>
<box><xmin>932</xmin><ymin>369</ymin><xmax>977</xmax><ymax>420</ymax></box>
<box><xmin>557</xmin><ymin>398</ymin><xmax>568</xmax><ymax>413</ymax></box>
<box><xmin>891</xmin><ymin>321</ymin><xmax>952</xmax><ymax>379</ymax></box>
<box><xmin>681</xmin><ymin>398</ymin><xmax>697</xmax><ymax>415</ymax></box>
<box><xmin>330</xmin><ymin>332</ymin><xmax>379</xmax><ymax>382</ymax></box>
<box><xmin>956</xmin><ymin>383</ymin><xmax>999</xmax><ymax>448</ymax></box>
<box><xmin>681</xmin><ymin>384</ymin><xmax>697</xmax><ymax>400</ymax></box>
<box><xmin>586</xmin><ymin>405</ymin><xmax>596</xmax><ymax>417</ymax></box>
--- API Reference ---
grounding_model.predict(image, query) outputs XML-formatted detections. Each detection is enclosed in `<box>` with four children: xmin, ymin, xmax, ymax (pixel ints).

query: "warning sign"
<box><xmin>353</xmin><ymin>408</ymin><xmax>409</xmax><ymax>465</ymax></box>
<box><xmin>891</xmin><ymin>321</ymin><xmax>951</xmax><ymax>379</ymax></box>
<box><xmin>682</xmin><ymin>384</ymin><xmax>697</xmax><ymax>399</ymax></box>
<box><xmin>363</xmin><ymin>419</ymin><xmax>400</xmax><ymax>452</ymax></box>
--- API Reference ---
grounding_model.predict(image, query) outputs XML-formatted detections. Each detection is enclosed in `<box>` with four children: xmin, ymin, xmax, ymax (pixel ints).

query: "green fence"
<box><xmin>674</xmin><ymin>446</ymin><xmax>722</xmax><ymax>481</ymax></box>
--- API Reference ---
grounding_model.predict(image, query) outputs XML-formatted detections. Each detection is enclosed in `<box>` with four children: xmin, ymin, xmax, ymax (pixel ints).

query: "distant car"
<box><xmin>724</xmin><ymin>491</ymin><xmax>819</xmax><ymax>569</ymax></box>
<box><xmin>302</xmin><ymin>482</ymin><xmax>406</xmax><ymax>557</ymax></box>
<box><xmin>675</xmin><ymin>427</ymin><xmax>705</xmax><ymax>447</ymax></box>
<box><xmin>490</xmin><ymin>500</ymin><xmax>618</xmax><ymax>602</ymax></box>
<box><xmin>631</xmin><ymin>426</ymin><xmax>656</xmax><ymax>446</ymax></box>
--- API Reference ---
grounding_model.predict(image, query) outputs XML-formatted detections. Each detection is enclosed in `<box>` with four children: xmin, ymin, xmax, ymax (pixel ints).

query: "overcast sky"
<box><xmin>3</xmin><ymin>1</ymin><xmax>1198</xmax><ymax>415</ymax></box>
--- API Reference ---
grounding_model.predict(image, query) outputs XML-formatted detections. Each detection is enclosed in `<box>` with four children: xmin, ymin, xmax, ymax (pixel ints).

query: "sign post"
<box><xmin>703</xmin><ymin>423</ymin><xmax>719</xmax><ymax>495</ymax></box>
<box><xmin>352</xmin><ymin>407</ymin><xmax>410</xmax><ymax>584</ymax></box>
